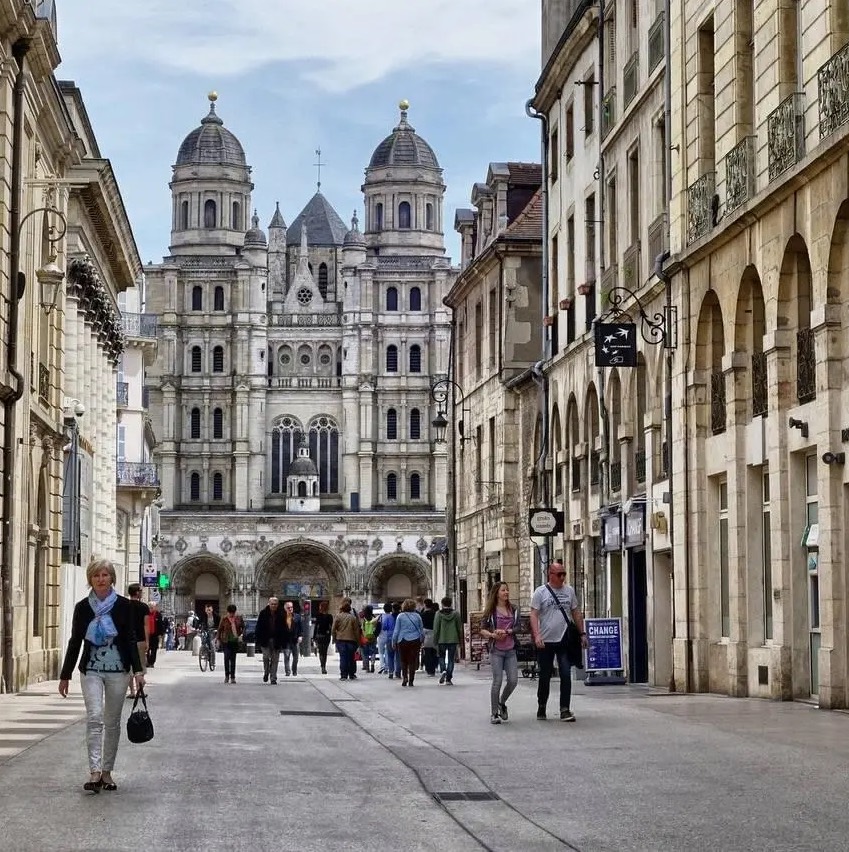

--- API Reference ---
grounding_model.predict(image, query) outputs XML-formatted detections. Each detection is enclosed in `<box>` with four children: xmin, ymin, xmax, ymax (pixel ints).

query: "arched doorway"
<box><xmin>368</xmin><ymin>554</ymin><xmax>431</xmax><ymax>603</ymax></box>
<box><xmin>169</xmin><ymin>555</ymin><xmax>236</xmax><ymax>621</ymax></box>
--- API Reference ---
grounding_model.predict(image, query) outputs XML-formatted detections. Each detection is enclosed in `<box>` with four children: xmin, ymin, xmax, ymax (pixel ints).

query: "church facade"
<box><xmin>145</xmin><ymin>95</ymin><xmax>453</xmax><ymax>618</ymax></box>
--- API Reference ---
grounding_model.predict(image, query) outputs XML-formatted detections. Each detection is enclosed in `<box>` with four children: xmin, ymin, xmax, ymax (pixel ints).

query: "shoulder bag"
<box><xmin>545</xmin><ymin>584</ymin><xmax>584</xmax><ymax>670</ymax></box>
<box><xmin>126</xmin><ymin>688</ymin><xmax>155</xmax><ymax>744</ymax></box>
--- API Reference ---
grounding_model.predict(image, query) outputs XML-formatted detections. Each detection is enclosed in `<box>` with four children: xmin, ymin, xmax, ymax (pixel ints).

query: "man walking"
<box><xmin>127</xmin><ymin>584</ymin><xmax>149</xmax><ymax>697</ymax></box>
<box><xmin>433</xmin><ymin>596</ymin><xmax>463</xmax><ymax>685</ymax></box>
<box><xmin>282</xmin><ymin>600</ymin><xmax>302</xmax><ymax>676</ymax></box>
<box><xmin>530</xmin><ymin>560</ymin><xmax>588</xmax><ymax>722</ymax></box>
<box><xmin>255</xmin><ymin>597</ymin><xmax>287</xmax><ymax>684</ymax></box>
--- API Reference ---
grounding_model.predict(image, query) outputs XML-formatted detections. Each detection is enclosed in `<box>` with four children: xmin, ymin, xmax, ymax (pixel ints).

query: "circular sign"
<box><xmin>530</xmin><ymin>510</ymin><xmax>558</xmax><ymax>535</ymax></box>
<box><xmin>150</xmin><ymin>591</ymin><xmax>161</xmax><ymax>604</ymax></box>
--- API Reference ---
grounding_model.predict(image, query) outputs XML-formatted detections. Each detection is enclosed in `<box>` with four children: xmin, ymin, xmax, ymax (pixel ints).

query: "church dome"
<box><xmin>244</xmin><ymin>210</ymin><xmax>267</xmax><ymax>247</ymax></box>
<box><xmin>368</xmin><ymin>101</ymin><xmax>439</xmax><ymax>170</ymax></box>
<box><xmin>343</xmin><ymin>211</ymin><xmax>366</xmax><ymax>248</ymax></box>
<box><xmin>176</xmin><ymin>93</ymin><xmax>247</xmax><ymax>168</ymax></box>
<box><xmin>289</xmin><ymin>455</ymin><xmax>318</xmax><ymax>477</ymax></box>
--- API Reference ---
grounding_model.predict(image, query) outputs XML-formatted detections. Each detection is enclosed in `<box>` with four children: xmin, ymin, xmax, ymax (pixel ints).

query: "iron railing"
<box><xmin>116</xmin><ymin>381</ymin><xmax>129</xmax><ymax>407</ymax></box>
<box><xmin>711</xmin><ymin>370</ymin><xmax>726</xmax><ymax>434</ymax></box>
<box><xmin>725</xmin><ymin>136</ymin><xmax>756</xmax><ymax>214</ymax></box>
<box><xmin>818</xmin><ymin>40</ymin><xmax>849</xmax><ymax>138</ymax></box>
<box><xmin>590</xmin><ymin>450</ymin><xmax>601</xmax><ymax>487</ymax></box>
<box><xmin>116</xmin><ymin>461</ymin><xmax>160</xmax><ymax>488</ymax></box>
<box><xmin>796</xmin><ymin>327</ymin><xmax>816</xmax><ymax>403</ymax></box>
<box><xmin>610</xmin><ymin>461</ymin><xmax>622</xmax><ymax>493</ymax></box>
<box><xmin>38</xmin><ymin>362</ymin><xmax>49</xmax><ymax>403</ymax></box>
<box><xmin>635</xmin><ymin>449</ymin><xmax>646</xmax><ymax>484</ymax></box>
<box><xmin>649</xmin><ymin>12</ymin><xmax>665</xmax><ymax>72</ymax></box>
<box><xmin>752</xmin><ymin>351</ymin><xmax>768</xmax><ymax>417</ymax></box>
<box><xmin>687</xmin><ymin>172</ymin><xmax>716</xmax><ymax>245</ymax></box>
<box><xmin>622</xmin><ymin>242</ymin><xmax>641</xmax><ymax>288</ymax></box>
<box><xmin>601</xmin><ymin>87</ymin><xmax>616</xmax><ymax>139</ymax></box>
<box><xmin>122</xmin><ymin>312</ymin><xmax>158</xmax><ymax>338</ymax></box>
<box><xmin>767</xmin><ymin>92</ymin><xmax>805</xmax><ymax>182</ymax></box>
<box><xmin>647</xmin><ymin>213</ymin><xmax>666</xmax><ymax>266</ymax></box>
<box><xmin>623</xmin><ymin>52</ymin><xmax>639</xmax><ymax>108</ymax></box>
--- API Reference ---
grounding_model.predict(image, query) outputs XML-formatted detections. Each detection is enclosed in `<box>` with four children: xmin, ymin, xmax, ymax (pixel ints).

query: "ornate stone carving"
<box><xmin>175</xmin><ymin>537</ymin><xmax>188</xmax><ymax>553</ymax></box>
<box><xmin>220</xmin><ymin>537</ymin><xmax>233</xmax><ymax>553</ymax></box>
<box><xmin>416</xmin><ymin>537</ymin><xmax>428</xmax><ymax>554</ymax></box>
<box><xmin>371</xmin><ymin>537</ymin><xmax>383</xmax><ymax>552</ymax></box>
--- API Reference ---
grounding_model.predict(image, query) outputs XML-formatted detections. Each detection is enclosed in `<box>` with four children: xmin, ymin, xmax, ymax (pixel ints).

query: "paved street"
<box><xmin>1</xmin><ymin>651</ymin><xmax>849</xmax><ymax>852</ymax></box>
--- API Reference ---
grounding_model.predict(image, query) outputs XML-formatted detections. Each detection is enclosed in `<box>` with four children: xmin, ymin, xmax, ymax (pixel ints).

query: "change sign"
<box><xmin>585</xmin><ymin>617</ymin><xmax>623</xmax><ymax>672</ymax></box>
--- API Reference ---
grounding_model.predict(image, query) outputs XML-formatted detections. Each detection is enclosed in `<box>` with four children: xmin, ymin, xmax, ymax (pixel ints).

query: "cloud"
<box><xmin>58</xmin><ymin>0</ymin><xmax>539</xmax><ymax>92</ymax></box>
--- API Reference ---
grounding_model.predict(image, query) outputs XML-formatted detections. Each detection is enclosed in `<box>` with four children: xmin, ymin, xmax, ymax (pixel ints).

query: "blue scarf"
<box><xmin>86</xmin><ymin>589</ymin><xmax>119</xmax><ymax>646</ymax></box>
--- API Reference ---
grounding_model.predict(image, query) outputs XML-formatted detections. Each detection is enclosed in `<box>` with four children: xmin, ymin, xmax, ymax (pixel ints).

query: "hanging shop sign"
<box><xmin>528</xmin><ymin>508</ymin><xmax>565</xmax><ymax>536</ymax></box>
<box><xmin>594</xmin><ymin>323</ymin><xmax>637</xmax><ymax>367</ymax></box>
<box><xmin>602</xmin><ymin>512</ymin><xmax>622</xmax><ymax>553</ymax></box>
<box><xmin>624</xmin><ymin>506</ymin><xmax>646</xmax><ymax>548</ymax></box>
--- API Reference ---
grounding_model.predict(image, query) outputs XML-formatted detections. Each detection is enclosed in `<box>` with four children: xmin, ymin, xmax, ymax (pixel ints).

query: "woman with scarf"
<box><xmin>59</xmin><ymin>558</ymin><xmax>145</xmax><ymax>793</ymax></box>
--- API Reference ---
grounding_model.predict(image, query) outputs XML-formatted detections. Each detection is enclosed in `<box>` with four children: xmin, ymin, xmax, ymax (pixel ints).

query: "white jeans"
<box><xmin>81</xmin><ymin>671</ymin><xmax>131</xmax><ymax>772</ymax></box>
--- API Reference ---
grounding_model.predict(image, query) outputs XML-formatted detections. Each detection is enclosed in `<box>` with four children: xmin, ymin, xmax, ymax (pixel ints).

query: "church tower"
<box><xmin>286</xmin><ymin>438</ymin><xmax>320</xmax><ymax>512</ymax></box>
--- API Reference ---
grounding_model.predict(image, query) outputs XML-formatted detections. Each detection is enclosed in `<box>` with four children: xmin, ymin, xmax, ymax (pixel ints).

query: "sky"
<box><xmin>56</xmin><ymin>1</ymin><xmax>543</xmax><ymax>267</ymax></box>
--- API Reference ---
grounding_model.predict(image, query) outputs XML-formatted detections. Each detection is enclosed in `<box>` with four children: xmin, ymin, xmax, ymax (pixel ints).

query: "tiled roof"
<box><xmin>176</xmin><ymin>102</ymin><xmax>246</xmax><ymax>168</ymax></box>
<box><xmin>286</xmin><ymin>192</ymin><xmax>348</xmax><ymax>246</ymax></box>
<box><xmin>501</xmin><ymin>189</ymin><xmax>543</xmax><ymax>240</ymax></box>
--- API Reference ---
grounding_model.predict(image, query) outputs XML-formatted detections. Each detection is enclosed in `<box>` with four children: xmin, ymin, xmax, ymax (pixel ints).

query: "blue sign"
<box><xmin>585</xmin><ymin>618</ymin><xmax>623</xmax><ymax>672</ymax></box>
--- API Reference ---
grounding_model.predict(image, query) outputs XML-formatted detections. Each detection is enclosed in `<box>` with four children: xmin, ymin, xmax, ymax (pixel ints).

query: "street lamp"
<box><xmin>430</xmin><ymin>376</ymin><xmax>474</xmax><ymax>445</ymax></box>
<box><xmin>19</xmin><ymin>192</ymin><xmax>68</xmax><ymax>314</ymax></box>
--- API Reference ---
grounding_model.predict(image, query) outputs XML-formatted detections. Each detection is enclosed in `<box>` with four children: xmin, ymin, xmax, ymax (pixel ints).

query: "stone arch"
<box><xmin>827</xmin><ymin>200</ymin><xmax>849</xmax><ymax>362</ymax></box>
<box><xmin>735</xmin><ymin>265</ymin><xmax>766</xmax><ymax>419</ymax></box>
<box><xmin>169</xmin><ymin>553</ymin><xmax>237</xmax><ymax>616</ymax></box>
<box><xmin>254</xmin><ymin>539</ymin><xmax>347</xmax><ymax>602</ymax></box>
<box><xmin>367</xmin><ymin>552</ymin><xmax>431</xmax><ymax>602</ymax></box>
<box><xmin>777</xmin><ymin>234</ymin><xmax>814</xmax><ymax>405</ymax></box>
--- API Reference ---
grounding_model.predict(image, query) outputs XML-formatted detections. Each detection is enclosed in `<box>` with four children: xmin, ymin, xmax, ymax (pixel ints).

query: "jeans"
<box><xmin>283</xmin><ymin>642</ymin><xmax>299</xmax><ymax>675</ymax></box>
<box><xmin>397</xmin><ymin>640</ymin><xmax>421</xmax><ymax>684</ymax></box>
<box><xmin>385</xmin><ymin>641</ymin><xmax>397</xmax><ymax>675</ymax></box>
<box><xmin>438</xmin><ymin>643</ymin><xmax>458</xmax><ymax>680</ymax></box>
<box><xmin>262</xmin><ymin>645</ymin><xmax>280</xmax><ymax>682</ymax></box>
<box><xmin>490</xmin><ymin>649</ymin><xmax>519</xmax><ymax>715</ymax></box>
<box><xmin>361</xmin><ymin>641</ymin><xmax>377</xmax><ymax>670</ymax></box>
<box><xmin>336</xmin><ymin>640</ymin><xmax>357</xmax><ymax>678</ymax></box>
<box><xmin>377</xmin><ymin>633</ymin><xmax>389</xmax><ymax>671</ymax></box>
<box><xmin>536</xmin><ymin>641</ymin><xmax>572</xmax><ymax>711</ymax></box>
<box><xmin>81</xmin><ymin>671</ymin><xmax>131</xmax><ymax>773</ymax></box>
<box><xmin>223</xmin><ymin>643</ymin><xmax>238</xmax><ymax>679</ymax></box>
<box><xmin>314</xmin><ymin>637</ymin><xmax>330</xmax><ymax>670</ymax></box>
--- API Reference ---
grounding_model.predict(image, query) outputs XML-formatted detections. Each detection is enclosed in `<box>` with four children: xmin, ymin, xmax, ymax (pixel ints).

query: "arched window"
<box><xmin>212</xmin><ymin>472</ymin><xmax>223</xmax><ymax>501</ymax></box>
<box><xmin>387</xmin><ymin>408</ymin><xmax>398</xmax><ymax>439</ymax></box>
<box><xmin>318</xmin><ymin>263</ymin><xmax>328</xmax><ymax>299</ymax></box>
<box><xmin>387</xmin><ymin>473</ymin><xmax>398</xmax><ymax>501</ymax></box>
<box><xmin>386</xmin><ymin>286</ymin><xmax>398</xmax><ymax>311</ymax></box>
<box><xmin>180</xmin><ymin>200</ymin><xmax>189</xmax><ymax>230</ymax></box>
<box><xmin>410</xmin><ymin>472</ymin><xmax>421</xmax><ymax>500</ymax></box>
<box><xmin>190</xmin><ymin>407</ymin><xmax>201</xmax><ymax>439</ymax></box>
<box><xmin>191</xmin><ymin>285</ymin><xmax>202</xmax><ymax>311</ymax></box>
<box><xmin>426</xmin><ymin>203</ymin><xmax>434</xmax><ymax>231</ymax></box>
<box><xmin>398</xmin><ymin>201</ymin><xmax>411</xmax><ymax>229</ymax></box>
<box><xmin>308</xmin><ymin>415</ymin><xmax>340</xmax><ymax>494</ymax></box>
<box><xmin>375</xmin><ymin>202</ymin><xmax>384</xmax><ymax>231</ymax></box>
<box><xmin>212</xmin><ymin>346</ymin><xmax>224</xmax><ymax>373</ymax></box>
<box><xmin>190</xmin><ymin>471</ymin><xmax>200</xmax><ymax>501</ymax></box>
<box><xmin>204</xmin><ymin>199</ymin><xmax>217</xmax><ymax>228</ymax></box>
<box><xmin>213</xmin><ymin>407</ymin><xmax>223</xmax><ymax>439</ymax></box>
<box><xmin>190</xmin><ymin>346</ymin><xmax>202</xmax><ymax>373</ymax></box>
<box><xmin>232</xmin><ymin>201</ymin><xmax>241</xmax><ymax>231</ymax></box>
<box><xmin>297</xmin><ymin>481</ymin><xmax>307</xmax><ymax>497</ymax></box>
<box><xmin>409</xmin><ymin>344</ymin><xmax>422</xmax><ymax>373</ymax></box>
<box><xmin>386</xmin><ymin>345</ymin><xmax>398</xmax><ymax>372</ymax></box>
<box><xmin>409</xmin><ymin>287</ymin><xmax>421</xmax><ymax>311</ymax></box>
<box><xmin>410</xmin><ymin>408</ymin><xmax>421</xmax><ymax>439</ymax></box>
<box><xmin>271</xmin><ymin>416</ymin><xmax>302</xmax><ymax>493</ymax></box>
<box><xmin>214</xmin><ymin>286</ymin><xmax>224</xmax><ymax>311</ymax></box>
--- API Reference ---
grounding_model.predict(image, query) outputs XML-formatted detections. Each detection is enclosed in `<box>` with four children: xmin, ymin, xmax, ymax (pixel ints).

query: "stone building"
<box><xmin>145</xmin><ymin>97</ymin><xmax>453</xmax><ymax>618</ymax></box>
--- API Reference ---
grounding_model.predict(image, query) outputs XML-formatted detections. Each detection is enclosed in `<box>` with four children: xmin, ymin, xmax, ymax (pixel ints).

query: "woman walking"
<box><xmin>360</xmin><ymin>605</ymin><xmax>380</xmax><ymax>673</ymax></box>
<box><xmin>480</xmin><ymin>582</ymin><xmax>520</xmax><ymax>724</ymax></box>
<box><xmin>313</xmin><ymin>601</ymin><xmax>334</xmax><ymax>674</ymax></box>
<box><xmin>331</xmin><ymin>599</ymin><xmax>362</xmax><ymax>680</ymax></box>
<box><xmin>59</xmin><ymin>558</ymin><xmax>145</xmax><ymax>793</ymax></box>
<box><xmin>217</xmin><ymin>604</ymin><xmax>244</xmax><ymax>684</ymax></box>
<box><xmin>392</xmin><ymin>598</ymin><xmax>424</xmax><ymax>687</ymax></box>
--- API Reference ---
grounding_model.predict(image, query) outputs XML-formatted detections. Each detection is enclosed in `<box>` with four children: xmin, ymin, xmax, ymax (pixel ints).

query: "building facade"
<box><xmin>146</xmin><ymin>98</ymin><xmax>453</xmax><ymax>618</ymax></box>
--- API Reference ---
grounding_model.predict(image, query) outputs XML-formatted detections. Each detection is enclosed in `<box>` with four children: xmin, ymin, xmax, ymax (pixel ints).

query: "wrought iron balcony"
<box><xmin>687</xmin><ymin>172</ymin><xmax>716</xmax><ymax>245</ymax></box>
<box><xmin>590</xmin><ymin>450</ymin><xmax>601</xmax><ymax>487</ymax></box>
<box><xmin>622</xmin><ymin>242</ymin><xmax>641</xmax><ymax>288</ymax></box>
<box><xmin>38</xmin><ymin>362</ymin><xmax>49</xmax><ymax>404</ymax></box>
<box><xmin>601</xmin><ymin>87</ymin><xmax>616</xmax><ymax>139</ymax></box>
<box><xmin>635</xmin><ymin>449</ymin><xmax>646</xmax><ymax>484</ymax></box>
<box><xmin>649</xmin><ymin>12</ymin><xmax>665</xmax><ymax>72</ymax></box>
<box><xmin>711</xmin><ymin>370</ymin><xmax>726</xmax><ymax>435</ymax></box>
<box><xmin>116</xmin><ymin>381</ymin><xmax>129</xmax><ymax>407</ymax></box>
<box><xmin>623</xmin><ymin>52</ymin><xmax>639</xmax><ymax>108</ymax></box>
<box><xmin>796</xmin><ymin>327</ymin><xmax>816</xmax><ymax>403</ymax></box>
<box><xmin>122</xmin><ymin>312</ymin><xmax>158</xmax><ymax>339</ymax></box>
<box><xmin>647</xmin><ymin>213</ymin><xmax>667</xmax><ymax>267</ymax></box>
<box><xmin>752</xmin><ymin>351</ymin><xmax>768</xmax><ymax>418</ymax></box>
<box><xmin>116</xmin><ymin>461</ymin><xmax>160</xmax><ymax>488</ymax></box>
<box><xmin>818</xmin><ymin>41</ymin><xmax>849</xmax><ymax>139</ymax></box>
<box><xmin>767</xmin><ymin>92</ymin><xmax>805</xmax><ymax>182</ymax></box>
<box><xmin>724</xmin><ymin>136</ymin><xmax>755</xmax><ymax>214</ymax></box>
<box><xmin>610</xmin><ymin>461</ymin><xmax>622</xmax><ymax>493</ymax></box>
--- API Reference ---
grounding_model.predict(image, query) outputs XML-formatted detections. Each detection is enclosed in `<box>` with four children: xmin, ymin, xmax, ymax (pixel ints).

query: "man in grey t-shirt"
<box><xmin>530</xmin><ymin>560</ymin><xmax>587</xmax><ymax>722</ymax></box>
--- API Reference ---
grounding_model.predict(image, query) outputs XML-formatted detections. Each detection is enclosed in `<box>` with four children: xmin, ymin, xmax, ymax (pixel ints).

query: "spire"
<box><xmin>201</xmin><ymin>91</ymin><xmax>223</xmax><ymax>126</ymax></box>
<box><xmin>394</xmin><ymin>98</ymin><xmax>414</xmax><ymax>132</ymax></box>
<box><xmin>269</xmin><ymin>201</ymin><xmax>286</xmax><ymax>230</ymax></box>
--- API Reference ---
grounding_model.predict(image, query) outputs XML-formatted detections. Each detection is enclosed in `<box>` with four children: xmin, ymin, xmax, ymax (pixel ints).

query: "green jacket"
<box><xmin>433</xmin><ymin>608</ymin><xmax>463</xmax><ymax>645</ymax></box>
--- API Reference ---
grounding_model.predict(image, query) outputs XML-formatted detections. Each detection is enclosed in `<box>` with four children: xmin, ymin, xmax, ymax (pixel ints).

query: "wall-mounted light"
<box><xmin>788</xmin><ymin>417</ymin><xmax>808</xmax><ymax>439</ymax></box>
<box><xmin>823</xmin><ymin>452</ymin><xmax>845</xmax><ymax>466</ymax></box>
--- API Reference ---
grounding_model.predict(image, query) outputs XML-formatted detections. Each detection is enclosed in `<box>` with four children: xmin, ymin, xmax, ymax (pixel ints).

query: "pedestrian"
<box><xmin>529</xmin><ymin>560</ymin><xmax>588</xmax><ymax>722</ymax></box>
<box><xmin>126</xmin><ymin>584</ymin><xmax>149</xmax><ymax>698</ymax></box>
<box><xmin>332</xmin><ymin>599</ymin><xmax>362</xmax><ymax>680</ymax></box>
<box><xmin>145</xmin><ymin>601</ymin><xmax>165</xmax><ymax>668</ymax></box>
<box><xmin>176</xmin><ymin>620</ymin><xmax>187</xmax><ymax>650</ymax></box>
<box><xmin>392</xmin><ymin>598</ymin><xmax>424</xmax><ymax>687</ymax></box>
<box><xmin>58</xmin><ymin>558</ymin><xmax>145</xmax><ymax>793</ymax></box>
<box><xmin>480</xmin><ymin>582</ymin><xmax>520</xmax><ymax>724</ymax></box>
<box><xmin>433</xmin><ymin>596</ymin><xmax>463</xmax><ymax>685</ymax></box>
<box><xmin>164</xmin><ymin>618</ymin><xmax>175</xmax><ymax>651</ymax></box>
<box><xmin>217</xmin><ymin>604</ymin><xmax>244</xmax><ymax>684</ymax></box>
<box><xmin>282</xmin><ymin>600</ymin><xmax>302</xmax><ymax>676</ymax></box>
<box><xmin>313</xmin><ymin>601</ymin><xmax>334</xmax><ymax>674</ymax></box>
<box><xmin>360</xmin><ymin>605</ymin><xmax>380</xmax><ymax>673</ymax></box>
<box><xmin>376</xmin><ymin>603</ymin><xmax>393</xmax><ymax>674</ymax></box>
<box><xmin>255</xmin><ymin>597</ymin><xmax>287</xmax><ymax>684</ymax></box>
<box><xmin>421</xmin><ymin>599</ymin><xmax>438</xmax><ymax>676</ymax></box>
<box><xmin>390</xmin><ymin>601</ymin><xmax>403</xmax><ymax>678</ymax></box>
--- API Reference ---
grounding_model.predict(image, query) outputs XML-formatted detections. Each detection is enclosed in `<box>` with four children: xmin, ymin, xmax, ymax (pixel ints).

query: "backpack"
<box><xmin>363</xmin><ymin>618</ymin><xmax>377</xmax><ymax>641</ymax></box>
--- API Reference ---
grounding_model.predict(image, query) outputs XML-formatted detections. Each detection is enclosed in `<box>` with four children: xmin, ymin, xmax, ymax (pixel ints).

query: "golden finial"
<box><xmin>208</xmin><ymin>91</ymin><xmax>219</xmax><ymax>103</ymax></box>
<box><xmin>399</xmin><ymin>99</ymin><xmax>410</xmax><ymax>111</ymax></box>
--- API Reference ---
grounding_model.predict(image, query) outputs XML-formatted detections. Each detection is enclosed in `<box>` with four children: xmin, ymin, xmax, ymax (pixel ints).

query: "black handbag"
<box><xmin>126</xmin><ymin>689</ymin><xmax>154</xmax><ymax>744</ymax></box>
<box><xmin>545</xmin><ymin>584</ymin><xmax>585</xmax><ymax>669</ymax></box>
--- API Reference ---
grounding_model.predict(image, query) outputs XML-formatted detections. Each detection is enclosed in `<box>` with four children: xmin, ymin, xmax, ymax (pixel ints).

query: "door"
<box><xmin>628</xmin><ymin>549</ymin><xmax>649</xmax><ymax>683</ymax></box>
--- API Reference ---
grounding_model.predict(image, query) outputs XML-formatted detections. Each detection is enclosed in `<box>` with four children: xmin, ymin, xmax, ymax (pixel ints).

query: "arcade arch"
<box><xmin>367</xmin><ymin>553</ymin><xmax>431</xmax><ymax>602</ymax></box>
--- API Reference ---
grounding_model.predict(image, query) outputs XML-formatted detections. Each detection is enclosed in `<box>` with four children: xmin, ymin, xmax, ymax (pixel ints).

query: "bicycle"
<box><xmin>198</xmin><ymin>629</ymin><xmax>216</xmax><ymax>672</ymax></box>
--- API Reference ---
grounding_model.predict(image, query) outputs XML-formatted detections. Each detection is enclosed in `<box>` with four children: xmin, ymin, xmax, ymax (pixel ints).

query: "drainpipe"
<box><xmin>2</xmin><ymin>39</ymin><xmax>32</xmax><ymax>693</ymax></box>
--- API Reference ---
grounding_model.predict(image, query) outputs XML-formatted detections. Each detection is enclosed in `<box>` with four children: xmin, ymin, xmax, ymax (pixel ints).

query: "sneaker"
<box><xmin>292</xmin><ymin>670</ymin><xmax>297</xmax><ymax>676</ymax></box>
<box><xmin>499</xmin><ymin>703</ymin><xmax>508</xmax><ymax>721</ymax></box>
<box><xmin>350</xmin><ymin>674</ymin><xmax>358</xmax><ymax>679</ymax></box>
<box><xmin>224</xmin><ymin>677</ymin><xmax>229</xmax><ymax>684</ymax></box>
<box><xmin>537</xmin><ymin>706</ymin><xmax>547</xmax><ymax>720</ymax></box>
<box><xmin>285</xmin><ymin>672</ymin><xmax>291</xmax><ymax>677</ymax></box>
<box><xmin>388</xmin><ymin>673</ymin><xmax>394</xmax><ymax>679</ymax></box>
<box><xmin>439</xmin><ymin>674</ymin><xmax>446</xmax><ymax>684</ymax></box>
<box><xmin>560</xmin><ymin>709</ymin><xmax>576</xmax><ymax>722</ymax></box>
<box><xmin>230</xmin><ymin>679</ymin><xmax>236</xmax><ymax>684</ymax></box>
<box><xmin>321</xmin><ymin>668</ymin><xmax>327</xmax><ymax>674</ymax></box>
<box><xmin>271</xmin><ymin>680</ymin><xmax>278</xmax><ymax>685</ymax></box>
<box><xmin>446</xmin><ymin>679</ymin><xmax>454</xmax><ymax>686</ymax></box>
<box><xmin>263</xmin><ymin>672</ymin><xmax>269</xmax><ymax>683</ymax></box>
<box><xmin>490</xmin><ymin>714</ymin><xmax>502</xmax><ymax>724</ymax></box>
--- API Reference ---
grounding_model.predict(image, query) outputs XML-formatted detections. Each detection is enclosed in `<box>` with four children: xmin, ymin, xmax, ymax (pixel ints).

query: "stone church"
<box><xmin>145</xmin><ymin>94</ymin><xmax>453</xmax><ymax>618</ymax></box>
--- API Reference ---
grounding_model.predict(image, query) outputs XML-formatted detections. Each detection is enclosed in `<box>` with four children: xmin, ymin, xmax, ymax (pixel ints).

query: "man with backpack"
<box><xmin>361</xmin><ymin>605</ymin><xmax>381</xmax><ymax>672</ymax></box>
<box><xmin>433</xmin><ymin>596</ymin><xmax>463</xmax><ymax>685</ymax></box>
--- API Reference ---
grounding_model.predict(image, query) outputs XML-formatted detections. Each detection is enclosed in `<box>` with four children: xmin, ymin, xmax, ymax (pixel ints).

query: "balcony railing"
<box><xmin>649</xmin><ymin>12</ymin><xmax>665</xmax><ymax>72</ymax></box>
<box><xmin>601</xmin><ymin>87</ymin><xmax>616</xmax><ymax>139</ymax></box>
<box><xmin>752</xmin><ymin>351</ymin><xmax>768</xmax><ymax>417</ymax></box>
<box><xmin>635</xmin><ymin>449</ymin><xmax>646</xmax><ymax>484</ymax></box>
<box><xmin>725</xmin><ymin>136</ymin><xmax>756</xmax><ymax>214</ymax></box>
<box><xmin>622</xmin><ymin>242</ymin><xmax>641</xmax><ymax>288</ymax></box>
<box><xmin>687</xmin><ymin>172</ymin><xmax>716</xmax><ymax>245</ymax></box>
<box><xmin>796</xmin><ymin>327</ymin><xmax>816</xmax><ymax>403</ymax></box>
<box><xmin>116</xmin><ymin>461</ymin><xmax>160</xmax><ymax>488</ymax></box>
<box><xmin>623</xmin><ymin>52</ymin><xmax>639</xmax><ymax>108</ymax></box>
<box><xmin>818</xmin><ymin>40</ymin><xmax>849</xmax><ymax>139</ymax></box>
<box><xmin>711</xmin><ymin>370</ymin><xmax>726</xmax><ymax>435</ymax></box>
<box><xmin>116</xmin><ymin>381</ymin><xmax>129</xmax><ymax>407</ymax></box>
<box><xmin>610</xmin><ymin>461</ymin><xmax>622</xmax><ymax>493</ymax></box>
<box><xmin>590</xmin><ymin>450</ymin><xmax>601</xmax><ymax>487</ymax></box>
<box><xmin>38</xmin><ymin>362</ymin><xmax>49</xmax><ymax>403</ymax></box>
<box><xmin>600</xmin><ymin>264</ymin><xmax>617</xmax><ymax>310</ymax></box>
<box><xmin>767</xmin><ymin>92</ymin><xmax>805</xmax><ymax>182</ymax></box>
<box><xmin>268</xmin><ymin>376</ymin><xmax>342</xmax><ymax>389</ymax></box>
<box><xmin>122</xmin><ymin>312</ymin><xmax>158</xmax><ymax>339</ymax></box>
<box><xmin>647</xmin><ymin>213</ymin><xmax>667</xmax><ymax>265</ymax></box>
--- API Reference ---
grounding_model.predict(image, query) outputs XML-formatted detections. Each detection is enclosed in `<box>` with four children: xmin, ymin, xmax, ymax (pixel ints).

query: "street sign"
<box><xmin>594</xmin><ymin>323</ymin><xmax>637</xmax><ymax>367</ymax></box>
<box><xmin>585</xmin><ymin>618</ymin><xmax>624</xmax><ymax>672</ymax></box>
<box><xmin>142</xmin><ymin>563</ymin><xmax>157</xmax><ymax>588</ymax></box>
<box><xmin>150</xmin><ymin>591</ymin><xmax>161</xmax><ymax>604</ymax></box>
<box><xmin>528</xmin><ymin>508</ymin><xmax>564</xmax><ymax>536</ymax></box>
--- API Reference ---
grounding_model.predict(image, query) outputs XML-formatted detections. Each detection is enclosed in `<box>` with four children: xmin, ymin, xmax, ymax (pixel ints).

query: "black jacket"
<box><xmin>255</xmin><ymin>606</ymin><xmax>289</xmax><ymax>648</ymax></box>
<box><xmin>286</xmin><ymin>612</ymin><xmax>303</xmax><ymax>642</ymax></box>
<box><xmin>60</xmin><ymin>595</ymin><xmax>143</xmax><ymax>680</ymax></box>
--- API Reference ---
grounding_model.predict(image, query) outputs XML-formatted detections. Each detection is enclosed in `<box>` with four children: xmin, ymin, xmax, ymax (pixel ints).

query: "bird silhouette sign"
<box><xmin>594</xmin><ymin>323</ymin><xmax>637</xmax><ymax>367</ymax></box>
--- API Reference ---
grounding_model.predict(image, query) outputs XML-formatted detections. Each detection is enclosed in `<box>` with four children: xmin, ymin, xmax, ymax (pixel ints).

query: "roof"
<box><xmin>286</xmin><ymin>192</ymin><xmax>348</xmax><ymax>246</ymax></box>
<box><xmin>500</xmin><ymin>189</ymin><xmax>543</xmax><ymax>240</ymax></box>
<box><xmin>269</xmin><ymin>202</ymin><xmax>286</xmax><ymax>229</ymax></box>
<box><xmin>507</xmin><ymin>162</ymin><xmax>543</xmax><ymax>185</ymax></box>
<box><xmin>289</xmin><ymin>455</ymin><xmax>318</xmax><ymax>476</ymax></box>
<box><xmin>176</xmin><ymin>98</ymin><xmax>246</xmax><ymax>168</ymax></box>
<box><xmin>454</xmin><ymin>208</ymin><xmax>475</xmax><ymax>227</ymax></box>
<box><xmin>369</xmin><ymin>103</ymin><xmax>439</xmax><ymax>170</ymax></box>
